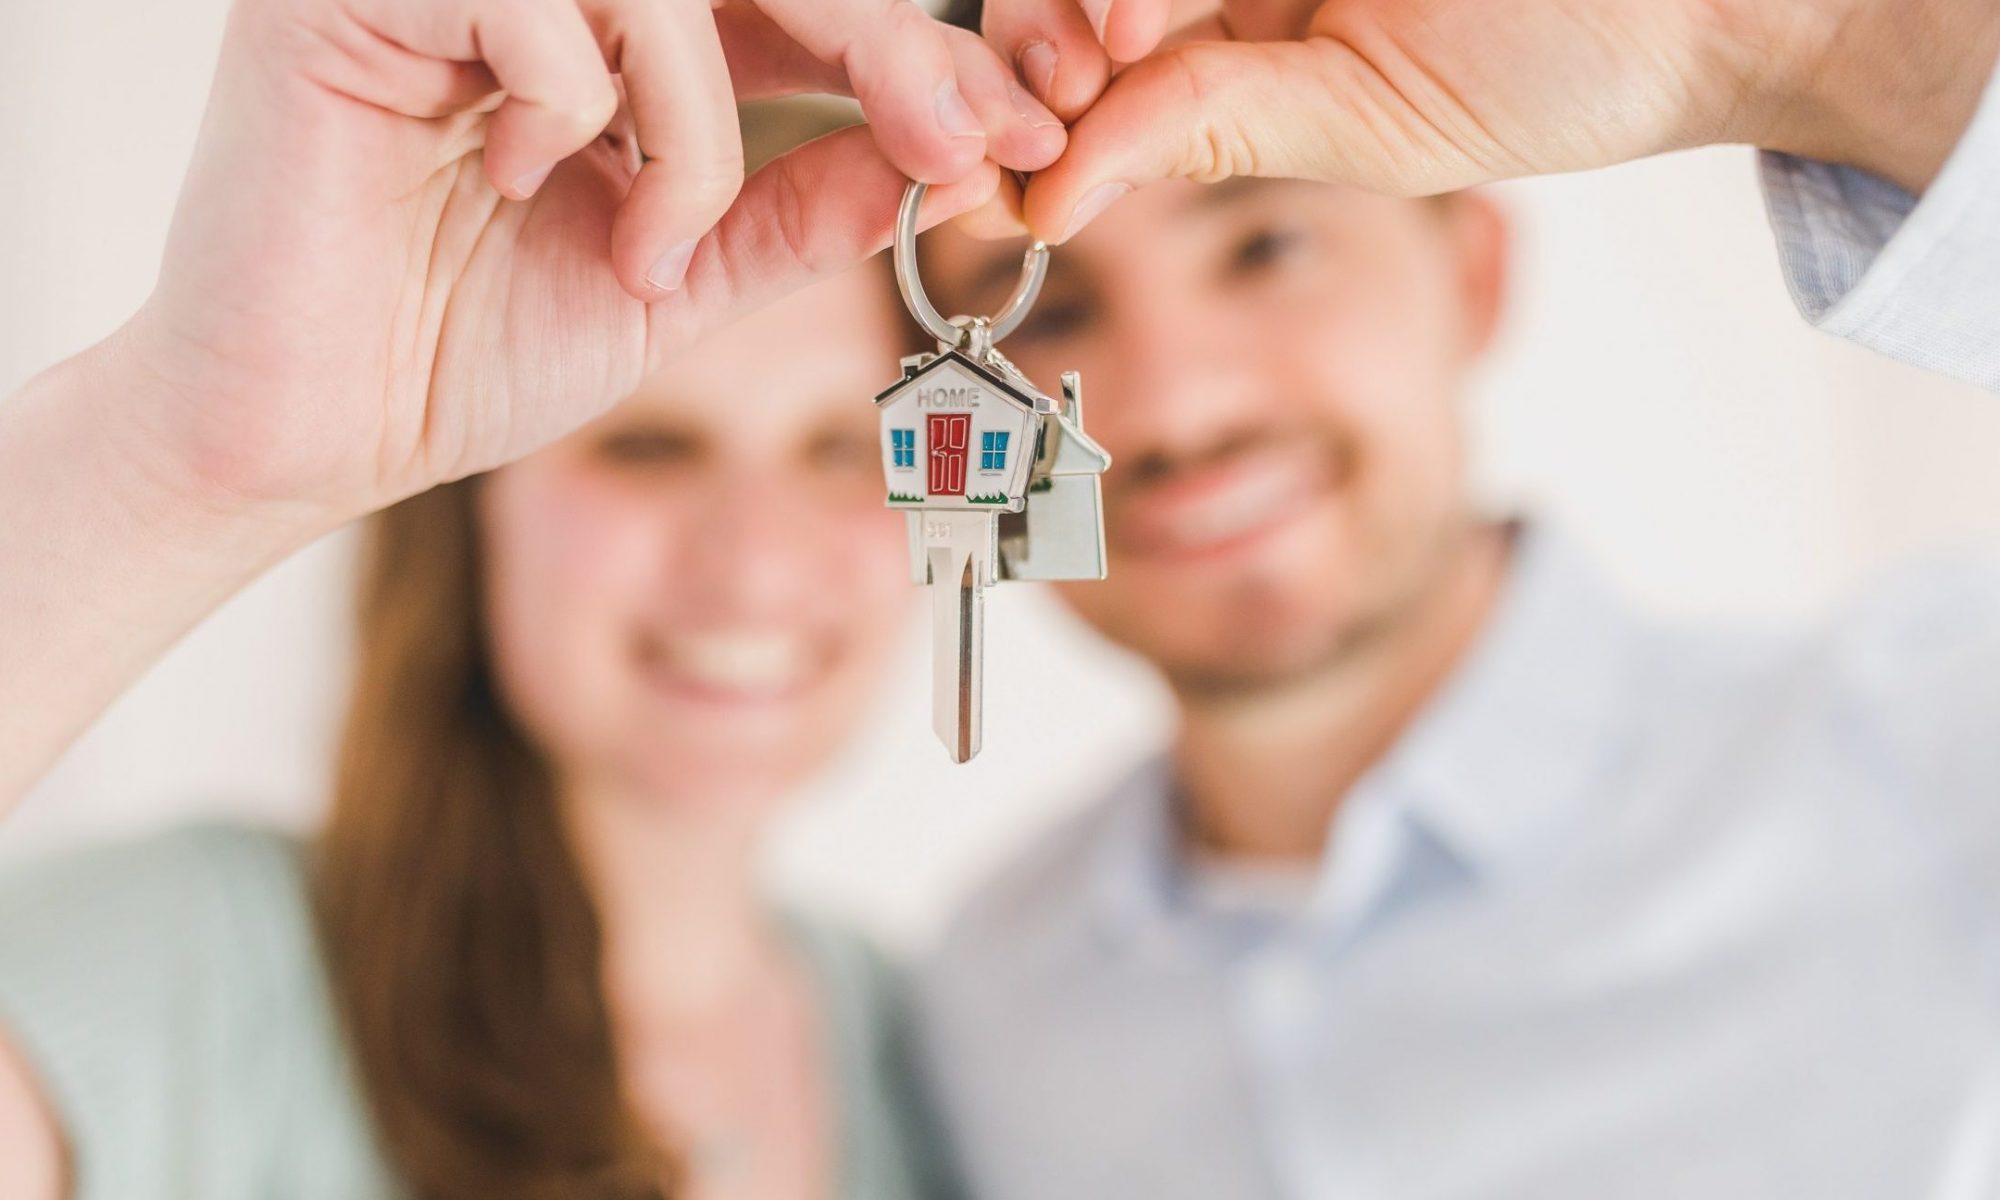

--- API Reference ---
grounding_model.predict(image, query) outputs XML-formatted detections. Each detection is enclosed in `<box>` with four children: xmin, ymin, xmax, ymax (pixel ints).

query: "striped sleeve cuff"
<box><xmin>1761</xmin><ymin>59</ymin><xmax>2000</xmax><ymax>389</ymax></box>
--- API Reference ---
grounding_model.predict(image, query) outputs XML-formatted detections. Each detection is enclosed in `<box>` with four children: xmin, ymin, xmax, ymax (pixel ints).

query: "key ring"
<box><xmin>894</xmin><ymin>180</ymin><xmax>1049</xmax><ymax>350</ymax></box>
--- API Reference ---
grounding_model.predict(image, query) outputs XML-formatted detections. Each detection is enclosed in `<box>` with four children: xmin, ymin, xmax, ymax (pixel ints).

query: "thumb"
<box><xmin>1020</xmin><ymin>38</ymin><xmax>1484</xmax><ymax>243</ymax></box>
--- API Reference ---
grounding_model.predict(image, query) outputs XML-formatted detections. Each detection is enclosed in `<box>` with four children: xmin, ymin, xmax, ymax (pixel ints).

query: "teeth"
<box><xmin>659</xmin><ymin>632</ymin><xmax>809</xmax><ymax>694</ymax></box>
<box><xmin>1161</xmin><ymin>467</ymin><xmax>1305</xmax><ymax>550</ymax></box>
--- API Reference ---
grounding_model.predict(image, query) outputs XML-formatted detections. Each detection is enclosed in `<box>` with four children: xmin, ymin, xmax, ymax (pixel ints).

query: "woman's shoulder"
<box><xmin>784</xmin><ymin>911</ymin><xmax>911</xmax><ymax>1027</ymax></box>
<box><xmin>0</xmin><ymin>818</ymin><xmax>327</xmax><ymax>1076</ymax></box>
<box><xmin>0</xmin><ymin>819</ymin><xmax>313</xmax><ymax>964</ymax></box>
<box><xmin>782</xmin><ymin>911</ymin><xmax>965</xmax><ymax>1200</ymax></box>
<box><xmin>0</xmin><ymin>820</ymin><xmax>392</xmax><ymax>1200</ymax></box>
<box><xmin>0</xmin><ymin>819</ymin><xmax>304</xmax><ymax>892</ymax></box>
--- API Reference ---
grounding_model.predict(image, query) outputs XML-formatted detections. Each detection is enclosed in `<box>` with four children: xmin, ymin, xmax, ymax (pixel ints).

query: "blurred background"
<box><xmin>6</xmin><ymin>0</ymin><xmax>2000</xmax><ymax>952</ymax></box>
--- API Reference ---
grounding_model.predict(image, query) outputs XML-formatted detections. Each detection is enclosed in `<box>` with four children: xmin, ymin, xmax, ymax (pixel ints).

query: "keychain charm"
<box><xmin>875</xmin><ymin>182</ymin><xmax>1112</xmax><ymax>763</ymax></box>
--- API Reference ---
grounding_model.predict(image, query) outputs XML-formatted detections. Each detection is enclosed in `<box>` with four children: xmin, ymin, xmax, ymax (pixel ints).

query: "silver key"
<box><xmin>917</xmin><ymin>508</ymin><xmax>994</xmax><ymax>761</ymax></box>
<box><xmin>877</xmin><ymin>183</ymin><xmax>1111</xmax><ymax>762</ymax></box>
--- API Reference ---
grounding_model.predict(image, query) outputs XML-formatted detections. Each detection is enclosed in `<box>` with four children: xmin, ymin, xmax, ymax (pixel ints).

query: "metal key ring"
<box><xmin>894</xmin><ymin>180</ymin><xmax>1049</xmax><ymax>348</ymax></box>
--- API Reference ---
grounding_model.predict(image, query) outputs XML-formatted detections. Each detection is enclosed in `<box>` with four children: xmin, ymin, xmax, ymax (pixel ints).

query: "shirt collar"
<box><xmin>1085</xmin><ymin>522</ymin><xmax>1643</xmax><ymax>951</ymax></box>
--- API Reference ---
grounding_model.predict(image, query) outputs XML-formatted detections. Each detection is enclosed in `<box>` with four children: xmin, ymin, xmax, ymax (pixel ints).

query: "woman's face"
<box><xmin>479</xmin><ymin>266</ymin><xmax>914</xmax><ymax>808</ymax></box>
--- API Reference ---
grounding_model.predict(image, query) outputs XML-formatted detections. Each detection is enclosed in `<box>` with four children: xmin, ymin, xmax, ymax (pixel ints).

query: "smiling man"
<box><xmin>909</xmin><ymin>114</ymin><xmax>2000</xmax><ymax>1200</ymax></box>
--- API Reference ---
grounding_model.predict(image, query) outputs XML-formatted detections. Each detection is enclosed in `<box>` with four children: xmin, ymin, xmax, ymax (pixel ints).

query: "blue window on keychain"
<box><xmin>891</xmin><ymin>428</ymin><xmax>916</xmax><ymax>468</ymax></box>
<box><xmin>981</xmin><ymin>430</ymin><xmax>1010</xmax><ymax>472</ymax></box>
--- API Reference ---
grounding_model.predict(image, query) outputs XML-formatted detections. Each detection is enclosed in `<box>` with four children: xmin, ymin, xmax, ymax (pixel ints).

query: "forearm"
<box><xmin>0</xmin><ymin>334</ymin><xmax>328</xmax><ymax>812</ymax></box>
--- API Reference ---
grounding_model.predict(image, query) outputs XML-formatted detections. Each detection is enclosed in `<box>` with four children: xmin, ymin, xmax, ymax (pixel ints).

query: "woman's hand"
<box><xmin>119</xmin><ymin>0</ymin><xmax>1064</xmax><ymax>523</ymax></box>
<box><xmin>0</xmin><ymin>0</ymin><xmax>1065</xmax><ymax>809</ymax></box>
<box><xmin>982</xmin><ymin>0</ymin><xmax>2000</xmax><ymax>242</ymax></box>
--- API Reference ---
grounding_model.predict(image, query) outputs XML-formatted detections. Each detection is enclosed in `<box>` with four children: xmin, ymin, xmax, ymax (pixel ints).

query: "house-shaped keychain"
<box><xmin>875</xmin><ymin>184</ymin><xmax>1112</xmax><ymax>761</ymax></box>
<box><xmin>875</xmin><ymin>347</ymin><xmax>1111</xmax><ymax>586</ymax></box>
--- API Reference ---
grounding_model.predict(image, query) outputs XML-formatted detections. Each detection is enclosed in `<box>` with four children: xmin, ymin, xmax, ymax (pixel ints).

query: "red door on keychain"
<box><xmin>928</xmin><ymin>413</ymin><xmax>970</xmax><ymax>497</ymax></box>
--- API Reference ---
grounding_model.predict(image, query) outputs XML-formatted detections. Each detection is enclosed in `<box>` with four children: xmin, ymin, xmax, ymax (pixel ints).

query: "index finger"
<box><xmin>352</xmin><ymin>0</ymin><xmax>619</xmax><ymax>197</ymax></box>
<box><xmin>747</xmin><ymin>0</ymin><xmax>992</xmax><ymax>185</ymax></box>
<box><xmin>600</xmin><ymin>0</ymin><xmax>746</xmax><ymax>297</ymax></box>
<box><xmin>978</xmin><ymin>0</ymin><xmax>1112</xmax><ymax>121</ymax></box>
<box><xmin>979</xmin><ymin>0</ymin><xmax>1178</xmax><ymax>115</ymax></box>
<box><xmin>1021</xmin><ymin>38</ymin><xmax>1476</xmax><ymax>241</ymax></box>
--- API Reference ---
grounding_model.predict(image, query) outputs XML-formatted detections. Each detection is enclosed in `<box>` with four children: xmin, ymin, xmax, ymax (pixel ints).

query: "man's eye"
<box><xmin>595</xmin><ymin>430</ymin><xmax>696</xmax><ymax>465</ymax></box>
<box><xmin>1229</xmin><ymin>227</ymin><xmax>1308</xmax><ymax>275</ymax></box>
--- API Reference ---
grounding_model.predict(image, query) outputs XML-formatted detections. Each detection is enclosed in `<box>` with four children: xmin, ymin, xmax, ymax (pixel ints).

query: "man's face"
<box><xmin>923</xmin><ymin>180</ymin><xmax>1507</xmax><ymax>694</ymax></box>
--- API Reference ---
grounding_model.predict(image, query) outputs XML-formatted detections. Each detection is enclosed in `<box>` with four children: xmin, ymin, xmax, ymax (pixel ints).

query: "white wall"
<box><xmin>7</xmin><ymin>0</ymin><xmax>2000</xmax><ymax>949</ymax></box>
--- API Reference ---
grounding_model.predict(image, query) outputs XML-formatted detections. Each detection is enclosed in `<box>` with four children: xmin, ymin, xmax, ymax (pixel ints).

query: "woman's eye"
<box><xmin>1228</xmin><ymin>226</ymin><xmax>1309</xmax><ymax>276</ymax></box>
<box><xmin>1012</xmin><ymin>297</ymin><xmax>1094</xmax><ymax>344</ymax></box>
<box><xmin>806</xmin><ymin>430</ymin><xmax>880</xmax><ymax>476</ymax></box>
<box><xmin>595</xmin><ymin>430</ymin><xmax>696</xmax><ymax>465</ymax></box>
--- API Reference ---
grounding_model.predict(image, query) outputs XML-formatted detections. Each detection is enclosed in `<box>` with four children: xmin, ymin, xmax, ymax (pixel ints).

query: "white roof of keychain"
<box><xmin>872</xmin><ymin>348</ymin><xmax>1051</xmax><ymax>414</ymax></box>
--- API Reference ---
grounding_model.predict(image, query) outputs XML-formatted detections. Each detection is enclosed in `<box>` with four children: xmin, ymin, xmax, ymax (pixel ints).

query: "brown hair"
<box><xmin>315</xmin><ymin>100</ymin><xmax>879</xmax><ymax>1200</ymax></box>
<box><xmin>317</xmin><ymin>477</ymin><xmax>672</xmax><ymax>1199</ymax></box>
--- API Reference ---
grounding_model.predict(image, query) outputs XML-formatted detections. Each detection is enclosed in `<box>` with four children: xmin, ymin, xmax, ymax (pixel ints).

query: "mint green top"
<box><xmin>0</xmin><ymin>823</ymin><xmax>957</xmax><ymax>1200</ymax></box>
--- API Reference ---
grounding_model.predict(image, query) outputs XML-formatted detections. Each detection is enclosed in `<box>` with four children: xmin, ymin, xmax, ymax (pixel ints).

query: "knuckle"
<box><xmin>586</xmin><ymin>78</ymin><xmax>620</xmax><ymax>124</ymax></box>
<box><xmin>1153</xmin><ymin>46</ymin><xmax>1261</xmax><ymax>182</ymax></box>
<box><xmin>526</xmin><ymin>76</ymin><xmax>616</xmax><ymax>139</ymax></box>
<box><xmin>862</xmin><ymin>0</ymin><xmax>946</xmax><ymax>75</ymax></box>
<box><xmin>1190</xmin><ymin>122</ymin><xmax>1260</xmax><ymax>184</ymax></box>
<box><xmin>882</xmin><ymin>0</ymin><xmax>938</xmax><ymax>44</ymax></box>
<box><xmin>769</xmin><ymin>153</ymin><xmax>825</xmax><ymax>274</ymax></box>
<box><xmin>670</xmin><ymin>159</ymin><xmax>746</xmax><ymax>227</ymax></box>
<box><xmin>564</xmin><ymin>77</ymin><xmax>619</xmax><ymax>132</ymax></box>
<box><xmin>677</xmin><ymin>130</ymin><xmax>747</xmax><ymax>181</ymax></box>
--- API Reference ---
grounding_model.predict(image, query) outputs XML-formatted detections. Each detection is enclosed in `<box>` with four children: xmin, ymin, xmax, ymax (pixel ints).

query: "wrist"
<box><xmin>1735</xmin><ymin>0</ymin><xmax>2000</xmax><ymax>193</ymax></box>
<box><xmin>27</xmin><ymin>330</ymin><xmax>339</xmax><ymax>558</ymax></box>
<box><xmin>92</xmin><ymin>315</ymin><xmax>352</xmax><ymax>537</ymax></box>
<box><xmin>0</xmin><ymin>336</ymin><xmax>332</xmax><ymax>807</ymax></box>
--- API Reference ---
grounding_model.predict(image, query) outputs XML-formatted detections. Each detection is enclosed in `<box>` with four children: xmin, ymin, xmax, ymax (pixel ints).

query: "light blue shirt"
<box><xmin>918</xmin><ymin>526</ymin><xmax>2000</xmax><ymax>1199</ymax></box>
<box><xmin>0</xmin><ymin>824</ymin><xmax>962</xmax><ymax>1200</ymax></box>
<box><xmin>918</xmin><ymin>54</ymin><xmax>2000</xmax><ymax>1200</ymax></box>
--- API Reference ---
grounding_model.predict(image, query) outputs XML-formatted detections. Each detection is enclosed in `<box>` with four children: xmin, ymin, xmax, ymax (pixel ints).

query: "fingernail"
<box><xmin>935</xmin><ymin>81</ymin><xmax>983</xmax><ymax>141</ymax></box>
<box><xmin>1017</xmin><ymin>41</ymin><xmax>1059</xmax><ymax>107</ymax></box>
<box><xmin>509</xmin><ymin>163</ymin><xmax>554</xmax><ymax>199</ymax></box>
<box><xmin>1008</xmin><ymin>80</ymin><xmax>1063</xmax><ymax>130</ymax></box>
<box><xmin>646</xmin><ymin>238</ymin><xmax>699</xmax><ymax>291</ymax></box>
<box><xmin>1080</xmin><ymin>0</ymin><xmax>1114</xmax><ymax>45</ymax></box>
<box><xmin>1062</xmin><ymin>182</ymin><xmax>1131</xmax><ymax>242</ymax></box>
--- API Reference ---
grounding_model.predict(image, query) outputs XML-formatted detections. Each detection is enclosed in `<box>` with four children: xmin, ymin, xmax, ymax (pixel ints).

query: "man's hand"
<box><xmin>984</xmin><ymin>0</ymin><xmax>2000</xmax><ymax>243</ymax></box>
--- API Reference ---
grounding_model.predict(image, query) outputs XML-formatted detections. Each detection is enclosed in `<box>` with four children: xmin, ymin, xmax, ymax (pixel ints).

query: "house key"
<box><xmin>875</xmin><ymin>181</ymin><xmax>1112</xmax><ymax>763</ymax></box>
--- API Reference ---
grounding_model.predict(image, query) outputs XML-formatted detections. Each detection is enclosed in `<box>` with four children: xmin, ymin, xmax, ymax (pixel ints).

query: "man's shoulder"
<box><xmin>1827</xmin><ymin>548</ymin><xmax>2000</xmax><ymax>671</ymax></box>
<box><xmin>1604</xmin><ymin>546</ymin><xmax>2000</xmax><ymax>798</ymax></box>
<box><xmin>1813</xmin><ymin>548</ymin><xmax>2000</xmax><ymax>765</ymax></box>
<box><xmin>1642</xmin><ymin>543</ymin><xmax>2000</xmax><ymax>688</ymax></box>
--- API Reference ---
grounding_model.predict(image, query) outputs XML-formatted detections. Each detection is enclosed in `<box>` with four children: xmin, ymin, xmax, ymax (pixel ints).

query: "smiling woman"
<box><xmin>0</xmin><ymin>100</ymin><xmax>952</xmax><ymax>1200</ymax></box>
<box><xmin>323</xmin><ymin>259</ymin><xmax>927</xmax><ymax>1198</ymax></box>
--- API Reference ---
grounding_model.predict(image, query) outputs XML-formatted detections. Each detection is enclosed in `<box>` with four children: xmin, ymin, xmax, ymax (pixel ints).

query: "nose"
<box><xmin>1088</xmin><ymin>288</ymin><xmax>1265</xmax><ymax>466</ymax></box>
<box><xmin>675</xmin><ymin>473</ymin><xmax>824</xmax><ymax>624</ymax></box>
